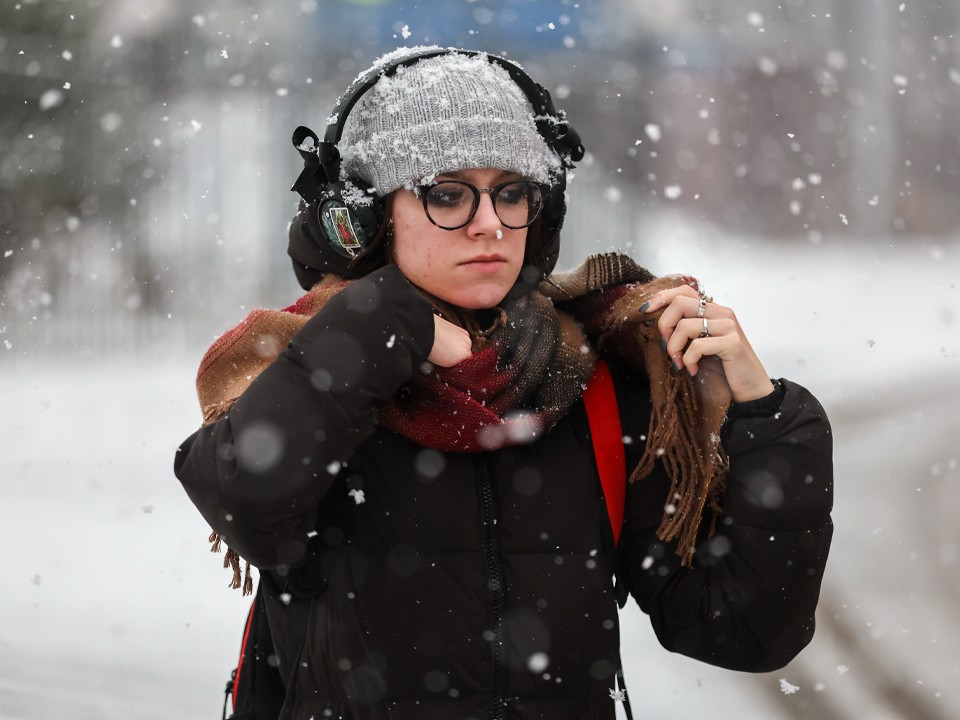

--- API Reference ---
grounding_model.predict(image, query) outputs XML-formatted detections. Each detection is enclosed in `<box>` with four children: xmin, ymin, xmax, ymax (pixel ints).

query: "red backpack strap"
<box><xmin>225</xmin><ymin>599</ymin><xmax>256</xmax><ymax>718</ymax></box>
<box><xmin>582</xmin><ymin>359</ymin><xmax>626</xmax><ymax>547</ymax></box>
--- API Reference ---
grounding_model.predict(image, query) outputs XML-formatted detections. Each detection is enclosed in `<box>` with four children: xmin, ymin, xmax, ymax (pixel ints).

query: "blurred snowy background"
<box><xmin>1</xmin><ymin>1</ymin><xmax>958</xmax><ymax>718</ymax></box>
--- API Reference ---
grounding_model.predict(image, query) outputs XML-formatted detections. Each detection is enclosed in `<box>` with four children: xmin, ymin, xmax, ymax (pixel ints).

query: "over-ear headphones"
<box><xmin>288</xmin><ymin>47</ymin><xmax>585</xmax><ymax>284</ymax></box>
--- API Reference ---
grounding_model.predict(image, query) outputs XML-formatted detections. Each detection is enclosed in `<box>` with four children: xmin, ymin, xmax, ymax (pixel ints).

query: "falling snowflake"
<box><xmin>527</xmin><ymin>652</ymin><xmax>549</xmax><ymax>673</ymax></box>
<box><xmin>757</xmin><ymin>56</ymin><xmax>779</xmax><ymax>76</ymax></box>
<box><xmin>348</xmin><ymin>488</ymin><xmax>366</xmax><ymax>505</ymax></box>
<box><xmin>779</xmin><ymin>678</ymin><xmax>800</xmax><ymax>695</ymax></box>
<box><xmin>39</xmin><ymin>89</ymin><xmax>65</xmax><ymax>111</ymax></box>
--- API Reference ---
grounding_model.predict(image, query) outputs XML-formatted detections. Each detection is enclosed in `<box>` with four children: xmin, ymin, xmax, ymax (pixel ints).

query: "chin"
<box><xmin>447</xmin><ymin>284</ymin><xmax>510</xmax><ymax>310</ymax></box>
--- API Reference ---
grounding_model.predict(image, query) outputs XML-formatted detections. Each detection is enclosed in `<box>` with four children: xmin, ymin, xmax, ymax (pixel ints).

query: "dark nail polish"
<box><xmin>660</xmin><ymin>338</ymin><xmax>667</xmax><ymax>352</ymax></box>
<box><xmin>638</xmin><ymin>302</ymin><xmax>650</xmax><ymax>313</ymax></box>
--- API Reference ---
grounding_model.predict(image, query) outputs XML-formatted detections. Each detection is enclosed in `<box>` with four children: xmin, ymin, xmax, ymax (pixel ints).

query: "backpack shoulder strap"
<box><xmin>582</xmin><ymin>360</ymin><xmax>636</xmax><ymax>720</ymax></box>
<box><xmin>582</xmin><ymin>358</ymin><xmax>626</xmax><ymax>547</ymax></box>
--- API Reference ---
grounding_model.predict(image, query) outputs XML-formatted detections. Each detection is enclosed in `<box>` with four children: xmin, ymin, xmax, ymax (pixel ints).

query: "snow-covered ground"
<box><xmin>2</xmin><ymin>232</ymin><xmax>957</xmax><ymax>719</ymax></box>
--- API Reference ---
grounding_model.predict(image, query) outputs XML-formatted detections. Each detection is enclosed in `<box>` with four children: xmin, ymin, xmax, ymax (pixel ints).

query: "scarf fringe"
<box><xmin>630</xmin><ymin>370</ymin><xmax>729</xmax><ymax>565</ymax></box>
<box><xmin>209</xmin><ymin>531</ymin><xmax>254</xmax><ymax>596</ymax></box>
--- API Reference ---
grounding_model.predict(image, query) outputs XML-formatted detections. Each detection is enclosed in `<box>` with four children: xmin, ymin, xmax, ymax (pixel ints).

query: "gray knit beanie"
<box><xmin>340</xmin><ymin>50</ymin><xmax>562</xmax><ymax>195</ymax></box>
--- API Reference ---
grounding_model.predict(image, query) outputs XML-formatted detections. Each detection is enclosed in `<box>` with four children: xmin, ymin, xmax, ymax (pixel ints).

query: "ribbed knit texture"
<box><xmin>340</xmin><ymin>52</ymin><xmax>562</xmax><ymax>193</ymax></box>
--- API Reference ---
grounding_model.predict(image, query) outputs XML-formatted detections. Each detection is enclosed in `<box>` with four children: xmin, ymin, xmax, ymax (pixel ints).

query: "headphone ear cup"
<box><xmin>316</xmin><ymin>178</ymin><xmax>384</xmax><ymax>258</ymax></box>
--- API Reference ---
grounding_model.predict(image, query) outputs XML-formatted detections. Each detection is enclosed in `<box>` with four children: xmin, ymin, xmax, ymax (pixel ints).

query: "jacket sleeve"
<box><xmin>173</xmin><ymin>266</ymin><xmax>435</xmax><ymax>569</ymax></box>
<box><xmin>616</xmin><ymin>369</ymin><xmax>833</xmax><ymax>672</ymax></box>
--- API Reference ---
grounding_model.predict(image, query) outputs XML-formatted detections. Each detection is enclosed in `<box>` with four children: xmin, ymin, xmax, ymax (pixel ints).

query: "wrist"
<box><xmin>731</xmin><ymin>378</ymin><xmax>775</xmax><ymax>404</ymax></box>
<box><xmin>727</xmin><ymin>379</ymin><xmax>785</xmax><ymax>419</ymax></box>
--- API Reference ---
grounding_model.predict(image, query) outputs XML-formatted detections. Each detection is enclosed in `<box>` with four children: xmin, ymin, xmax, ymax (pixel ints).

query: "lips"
<box><xmin>461</xmin><ymin>254</ymin><xmax>507</xmax><ymax>265</ymax></box>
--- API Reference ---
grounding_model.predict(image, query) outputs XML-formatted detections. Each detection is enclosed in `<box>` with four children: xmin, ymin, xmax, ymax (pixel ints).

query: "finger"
<box><xmin>658</xmin><ymin>295</ymin><xmax>705</xmax><ymax>345</ymax></box>
<box><xmin>682</xmin><ymin>335</ymin><xmax>729</xmax><ymax>376</ymax></box>
<box><xmin>665</xmin><ymin>317</ymin><xmax>736</xmax><ymax>370</ymax></box>
<box><xmin>661</xmin><ymin>295</ymin><xmax>737</xmax><ymax>342</ymax></box>
<box><xmin>664</xmin><ymin>315</ymin><xmax>702</xmax><ymax>370</ymax></box>
<box><xmin>639</xmin><ymin>283</ymin><xmax>701</xmax><ymax>314</ymax></box>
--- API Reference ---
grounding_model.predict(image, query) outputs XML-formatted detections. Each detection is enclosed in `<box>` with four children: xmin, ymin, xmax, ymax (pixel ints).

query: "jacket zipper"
<box><xmin>477</xmin><ymin>458</ymin><xmax>507</xmax><ymax>720</ymax></box>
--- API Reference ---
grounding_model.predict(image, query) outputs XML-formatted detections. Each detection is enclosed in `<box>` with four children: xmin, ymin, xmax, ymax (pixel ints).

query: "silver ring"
<box><xmin>698</xmin><ymin>288</ymin><xmax>714</xmax><ymax>303</ymax></box>
<box><xmin>697</xmin><ymin>298</ymin><xmax>707</xmax><ymax>318</ymax></box>
<box><xmin>699</xmin><ymin>318</ymin><xmax>710</xmax><ymax>338</ymax></box>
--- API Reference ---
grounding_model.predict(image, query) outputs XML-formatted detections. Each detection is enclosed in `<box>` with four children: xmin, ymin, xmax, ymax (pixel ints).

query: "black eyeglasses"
<box><xmin>416</xmin><ymin>179</ymin><xmax>546</xmax><ymax>230</ymax></box>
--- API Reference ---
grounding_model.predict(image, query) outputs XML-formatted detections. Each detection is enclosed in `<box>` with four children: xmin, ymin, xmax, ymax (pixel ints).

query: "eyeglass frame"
<box><xmin>414</xmin><ymin>178</ymin><xmax>548</xmax><ymax>231</ymax></box>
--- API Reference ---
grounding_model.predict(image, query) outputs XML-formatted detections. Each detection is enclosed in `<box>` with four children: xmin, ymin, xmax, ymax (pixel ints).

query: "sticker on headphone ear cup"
<box><xmin>320</xmin><ymin>201</ymin><xmax>364</xmax><ymax>256</ymax></box>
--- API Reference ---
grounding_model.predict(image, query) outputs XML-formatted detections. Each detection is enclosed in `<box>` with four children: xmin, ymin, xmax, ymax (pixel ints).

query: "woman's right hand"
<box><xmin>428</xmin><ymin>315</ymin><xmax>473</xmax><ymax>367</ymax></box>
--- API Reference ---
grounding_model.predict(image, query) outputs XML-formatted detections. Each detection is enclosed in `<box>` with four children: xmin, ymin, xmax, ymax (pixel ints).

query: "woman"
<box><xmin>175</xmin><ymin>48</ymin><xmax>833</xmax><ymax>720</ymax></box>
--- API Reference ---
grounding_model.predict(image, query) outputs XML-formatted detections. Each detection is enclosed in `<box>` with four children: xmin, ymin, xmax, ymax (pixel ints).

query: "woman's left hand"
<box><xmin>642</xmin><ymin>285</ymin><xmax>774</xmax><ymax>403</ymax></box>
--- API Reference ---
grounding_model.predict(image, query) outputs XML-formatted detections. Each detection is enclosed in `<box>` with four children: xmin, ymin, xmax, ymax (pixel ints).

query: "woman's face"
<box><xmin>390</xmin><ymin>168</ymin><xmax>529</xmax><ymax>310</ymax></box>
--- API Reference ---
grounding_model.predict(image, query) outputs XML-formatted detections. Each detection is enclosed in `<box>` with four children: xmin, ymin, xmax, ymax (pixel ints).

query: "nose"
<box><xmin>465</xmin><ymin>192</ymin><xmax>502</xmax><ymax>238</ymax></box>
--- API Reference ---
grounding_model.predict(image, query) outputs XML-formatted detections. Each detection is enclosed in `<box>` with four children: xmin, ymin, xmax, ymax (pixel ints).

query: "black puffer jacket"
<box><xmin>175</xmin><ymin>266</ymin><xmax>833</xmax><ymax>720</ymax></box>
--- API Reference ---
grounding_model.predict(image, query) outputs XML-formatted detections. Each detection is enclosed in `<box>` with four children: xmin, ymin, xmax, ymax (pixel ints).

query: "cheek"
<box><xmin>392</xmin><ymin>227</ymin><xmax>437</xmax><ymax>285</ymax></box>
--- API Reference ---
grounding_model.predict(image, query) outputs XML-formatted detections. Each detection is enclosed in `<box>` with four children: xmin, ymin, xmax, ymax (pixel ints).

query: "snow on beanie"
<box><xmin>340</xmin><ymin>51</ymin><xmax>562</xmax><ymax>195</ymax></box>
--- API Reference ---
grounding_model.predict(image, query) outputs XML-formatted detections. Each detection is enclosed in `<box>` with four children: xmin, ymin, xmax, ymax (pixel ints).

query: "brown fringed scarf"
<box><xmin>196</xmin><ymin>253</ymin><xmax>731</xmax><ymax>593</ymax></box>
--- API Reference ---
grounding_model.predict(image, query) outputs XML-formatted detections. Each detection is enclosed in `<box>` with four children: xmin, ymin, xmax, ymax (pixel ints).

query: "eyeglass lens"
<box><xmin>423</xmin><ymin>180</ymin><xmax>544</xmax><ymax>230</ymax></box>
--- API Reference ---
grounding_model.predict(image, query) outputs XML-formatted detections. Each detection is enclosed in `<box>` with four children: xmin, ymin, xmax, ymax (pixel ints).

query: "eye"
<box><xmin>426</xmin><ymin>183</ymin><xmax>469</xmax><ymax>208</ymax></box>
<box><xmin>497</xmin><ymin>181</ymin><xmax>534</xmax><ymax>205</ymax></box>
